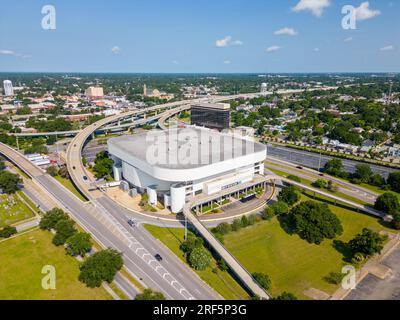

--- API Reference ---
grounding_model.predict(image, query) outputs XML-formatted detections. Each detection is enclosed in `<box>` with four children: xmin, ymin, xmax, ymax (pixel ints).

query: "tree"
<box><xmin>253</xmin><ymin>272</ymin><xmax>271</xmax><ymax>290</ymax></box>
<box><xmin>0</xmin><ymin>158</ymin><xmax>5</xmax><ymax>171</ymax></box>
<box><xmin>93</xmin><ymin>151</ymin><xmax>114</xmax><ymax>179</ymax></box>
<box><xmin>218</xmin><ymin>259</ymin><xmax>229</xmax><ymax>272</ymax></box>
<box><xmin>274</xmin><ymin>292</ymin><xmax>298</xmax><ymax>300</ymax></box>
<box><xmin>79</xmin><ymin>249</ymin><xmax>123</xmax><ymax>288</ymax></box>
<box><xmin>324</xmin><ymin>159</ymin><xmax>346</xmax><ymax>177</ymax></box>
<box><xmin>278</xmin><ymin>186</ymin><xmax>301</xmax><ymax>206</ymax></box>
<box><xmin>212</xmin><ymin>223</ymin><xmax>231</xmax><ymax>236</ymax></box>
<box><xmin>135</xmin><ymin>289</ymin><xmax>166</xmax><ymax>300</ymax></box>
<box><xmin>180</xmin><ymin>234</ymin><xmax>204</xmax><ymax>254</ymax></box>
<box><xmin>39</xmin><ymin>208</ymin><xmax>69</xmax><ymax>230</ymax></box>
<box><xmin>46</xmin><ymin>165</ymin><xmax>59</xmax><ymax>177</ymax></box>
<box><xmin>0</xmin><ymin>226</ymin><xmax>17</xmax><ymax>238</ymax></box>
<box><xmin>289</xmin><ymin>201</ymin><xmax>343</xmax><ymax>244</ymax></box>
<box><xmin>0</xmin><ymin>171</ymin><xmax>21</xmax><ymax>194</ymax></box>
<box><xmin>353</xmin><ymin>164</ymin><xmax>373</xmax><ymax>184</ymax></box>
<box><xmin>348</xmin><ymin>228</ymin><xmax>387</xmax><ymax>258</ymax></box>
<box><xmin>392</xmin><ymin>213</ymin><xmax>400</xmax><ymax>230</ymax></box>
<box><xmin>369</xmin><ymin>174</ymin><xmax>385</xmax><ymax>188</ymax></box>
<box><xmin>374</xmin><ymin>193</ymin><xmax>400</xmax><ymax>214</ymax></box>
<box><xmin>270</xmin><ymin>201</ymin><xmax>289</xmax><ymax>215</ymax></box>
<box><xmin>52</xmin><ymin>219</ymin><xmax>77</xmax><ymax>246</ymax></box>
<box><xmin>188</xmin><ymin>247</ymin><xmax>212</xmax><ymax>271</ymax></box>
<box><xmin>312</xmin><ymin>179</ymin><xmax>328</xmax><ymax>189</ymax></box>
<box><xmin>262</xmin><ymin>207</ymin><xmax>275</xmax><ymax>221</ymax></box>
<box><xmin>66</xmin><ymin>232</ymin><xmax>92</xmax><ymax>256</ymax></box>
<box><xmin>387</xmin><ymin>172</ymin><xmax>400</xmax><ymax>193</ymax></box>
<box><xmin>324</xmin><ymin>272</ymin><xmax>344</xmax><ymax>285</ymax></box>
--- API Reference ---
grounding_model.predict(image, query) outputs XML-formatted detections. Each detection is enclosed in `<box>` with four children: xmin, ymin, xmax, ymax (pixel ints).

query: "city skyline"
<box><xmin>0</xmin><ymin>0</ymin><xmax>399</xmax><ymax>73</ymax></box>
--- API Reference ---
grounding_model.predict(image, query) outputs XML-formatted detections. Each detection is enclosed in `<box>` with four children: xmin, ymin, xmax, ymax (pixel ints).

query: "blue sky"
<box><xmin>0</xmin><ymin>0</ymin><xmax>398</xmax><ymax>73</ymax></box>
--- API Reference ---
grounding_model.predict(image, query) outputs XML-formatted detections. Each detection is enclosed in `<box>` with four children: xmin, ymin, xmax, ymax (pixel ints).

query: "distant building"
<box><xmin>261</xmin><ymin>83</ymin><xmax>268</xmax><ymax>94</ymax></box>
<box><xmin>85</xmin><ymin>86</ymin><xmax>104</xmax><ymax>98</ymax></box>
<box><xmin>3</xmin><ymin>80</ymin><xmax>14</xmax><ymax>96</ymax></box>
<box><xmin>191</xmin><ymin>103</ymin><xmax>231</xmax><ymax>131</ymax></box>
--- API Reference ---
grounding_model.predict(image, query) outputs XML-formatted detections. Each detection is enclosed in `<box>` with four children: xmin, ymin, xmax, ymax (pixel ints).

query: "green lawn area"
<box><xmin>223</xmin><ymin>194</ymin><xmax>394</xmax><ymax>299</ymax></box>
<box><xmin>0</xmin><ymin>194</ymin><xmax>34</xmax><ymax>227</ymax></box>
<box><xmin>266</xmin><ymin>166</ymin><xmax>369</xmax><ymax>206</ymax></box>
<box><xmin>0</xmin><ymin>229</ymin><xmax>111</xmax><ymax>300</ymax></box>
<box><xmin>54</xmin><ymin>176</ymin><xmax>87</xmax><ymax>202</ymax></box>
<box><xmin>144</xmin><ymin>225</ymin><xmax>250</xmax><ymax>300</ymax></box>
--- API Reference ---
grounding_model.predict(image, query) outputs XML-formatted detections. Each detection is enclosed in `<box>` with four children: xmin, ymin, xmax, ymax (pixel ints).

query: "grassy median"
<box><xmin>144</xmin><ymin>225</ymin><xmax>250</xmax><ymax>300</ymax></box>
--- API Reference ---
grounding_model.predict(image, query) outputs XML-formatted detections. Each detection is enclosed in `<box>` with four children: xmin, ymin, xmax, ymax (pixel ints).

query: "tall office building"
<box><xmin>3</xmin><ymin>80</ymin><xmax>14</xmax><ymax>96</ymax></box>
<box><xmin>191</xmin><ymin>103</ymin><xmax>231</xmax><ymax>131</ymax></box>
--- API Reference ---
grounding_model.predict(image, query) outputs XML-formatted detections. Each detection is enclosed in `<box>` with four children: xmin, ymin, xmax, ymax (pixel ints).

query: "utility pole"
<box><xmin>318</xmin><ymin>152</ymin><xmax>322</xmax><ymax>172</ymax></box>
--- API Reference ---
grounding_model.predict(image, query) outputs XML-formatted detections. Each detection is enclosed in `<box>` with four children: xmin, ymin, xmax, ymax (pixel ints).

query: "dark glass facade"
<box><xmin>191</xmin><ymin>105</ymin><xmax>231</xmax><ymax>131</ymax></box>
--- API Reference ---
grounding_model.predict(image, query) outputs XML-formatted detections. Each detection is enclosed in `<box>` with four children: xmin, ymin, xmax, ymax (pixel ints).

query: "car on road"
<box><xmin>83</xmin><ymin>176</ymin><xmax>88</xmax><ymax>181</ymax></box>
<box><xmin>155</xmin><ymin>254</ymin><xmax>163</xmax><ymax>262</ymax></box>
<box><xmin>319</xmin><ymin>173</ymin><xmax>325</xmax><ymax>177</ymax></box>
<box><xmin>127</xmin><ymin>219</ymin><xmax>137</xmax><ymax>227</ymax></box>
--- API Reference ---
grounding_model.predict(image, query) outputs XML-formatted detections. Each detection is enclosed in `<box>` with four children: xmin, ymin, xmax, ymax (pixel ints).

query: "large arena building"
<box><xmin>108</xmin><ymin>128</ymin><xmax>267</xmax><ymax>213</ymax></box>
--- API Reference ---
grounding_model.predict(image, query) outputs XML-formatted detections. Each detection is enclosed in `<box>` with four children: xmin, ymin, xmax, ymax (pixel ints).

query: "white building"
<box><xmin>3</xmin><ymin>80</ymin><xmax>14</xmax><ymax>96</ymax></box>
<box><xmin>261</xmin><ymin>83</ymin><xmax>268</xmax><ymax>94</ymax></box>
<box><xmin>85</xmin><ymin>86</ymin><xmax>104</xmax><ymax>98</ymax></box>
<box><xmin>108</xmin><ymin>128</ymin><xmax>267</xmax><ymax>213</ymax></box>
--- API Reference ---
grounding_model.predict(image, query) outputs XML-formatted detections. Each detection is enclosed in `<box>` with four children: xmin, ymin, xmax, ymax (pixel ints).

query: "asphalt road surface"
<box><xmin>267</xmin><ymin>145</ymin><xmax>399</xmax><ymax>179</ymax></box>
<box><xmin>346</xmin><ymin>245</ymin><xmax>400</xmax><ymax>300</ymax></box>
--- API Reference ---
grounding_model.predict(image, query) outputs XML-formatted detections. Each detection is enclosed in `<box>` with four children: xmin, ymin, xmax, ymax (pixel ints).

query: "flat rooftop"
<box><xmin>108</xmin><ymin>128</ymin><xmax>266</xmax><ymax>170</ymax></box>
<box><xmin>191</xmin><ymin>103</ymin><xmax>230</xmax><ymax>110</ymax></box>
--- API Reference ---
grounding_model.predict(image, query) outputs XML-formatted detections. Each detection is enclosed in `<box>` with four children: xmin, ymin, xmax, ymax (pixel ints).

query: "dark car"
<box><xmin>296</xmin><ymin>166</ymin><xmax>303</xmax><ymax>170</ymax></box>
<box><xmin>319</xmin><ymin>173</ymin><xmax>325</xmax><ymax>177</ymax></box>
<box><xmin>155</xmin><ymin>254</ymin><xmax>163</xmax><ymax>262</ymax></box>
<box><xmin>83</xmin><ymin>176</ymin><xmax>88</xmax><ymax>181</ymax></box>
<box><xmin>127</xmin><ymin>219</ymin><xmax>136</xmax><ymax>227</ymax></box>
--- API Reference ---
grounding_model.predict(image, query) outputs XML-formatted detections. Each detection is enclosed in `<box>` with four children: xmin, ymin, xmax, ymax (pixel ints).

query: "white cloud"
<box><xmin>223</xmin><ymin>60</ymin><xmax>231</xmax><ymax>64</ymax></box>
<box><xmin>172</xmin><ymin>60</ymin><xmax>179</xmax><ymax>65</ymax></box>
<box><xmin>216</xmin><ymin>36</ymin><xmax>243</xmax><ymax>47</ymax></box>
<box><xmin>344</xmin><ymin>37</ymin><xmax>353</xmax><ymax>42</ymax></box>
<box><xmin>314</xmin><ymin>47</ymin><xmax>320</xmax><ymax>52</ymax></box>
<box><xmin>292</xmin><ymin>0</ymin><xmax>331</xmax><ymax>17</ymax></box>
<box><xmin>111</xmin><ymin>46</ymin><xmax>121</xmax><ymax>54</ymax></box>
<box><xmin>355</xmin><ymin>2</ymin><xmax>381</xmax><ymax>21</ymax></box>
<box><xmin>274</xmin><ymin>27</ymin><xmax>298</xmax><ymax>36</ymax></box>
<box><xmin>266</xmin><ymin>46</ymin><xmax>282</xmax><ymax>53</ymax></box>
<box><xmin>380</xmin><ymin>45</ymin><xmax>394</xmax><ymax>51</ymax></box>
<box><xmin>0</xmin><ymin>49</ymin><xmax>29</xmax><ymax>58</ymax></box>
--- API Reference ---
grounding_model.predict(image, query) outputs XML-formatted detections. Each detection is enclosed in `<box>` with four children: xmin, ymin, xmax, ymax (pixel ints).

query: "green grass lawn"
<box><xmin>144</xmin><ymin>225</ymin><xmax>250</xmax><ymax>300</ymax></box>
<box><xmin>0</xmin><ymin>194</ymin><xmax>34</xmax><ymax>227</ymax></box>
<box><xmin>223</xmin><ymin>194</ymin><xmax>394</xmax><ymax>299</ymax></box>
<box><xmin>267</xmin><ymin>167</ymin><xmax>370</xmax><ymax>206</ymax></box>
<box><xmin>0</xmin><ymin>229</ymin><xmax>112</xmax><ymax>300</ymax></box>
<box><xmin>54</xmin><ymin>176</ymin><xmax>87</xmax><ymax>202</ymax></box>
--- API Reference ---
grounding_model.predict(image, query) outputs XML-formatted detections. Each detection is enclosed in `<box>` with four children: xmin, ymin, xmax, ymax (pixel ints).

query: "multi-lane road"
<box><xmin>267</xmin><ymin>145</ymin><xmax>398</xmax><ymax>179</ymax></box>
